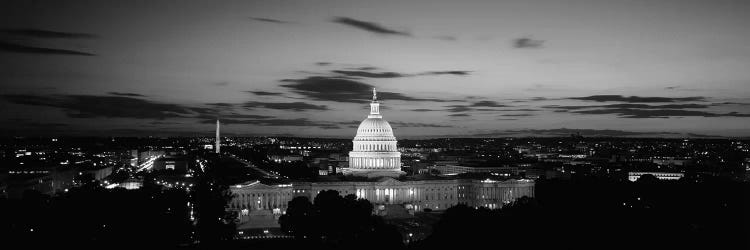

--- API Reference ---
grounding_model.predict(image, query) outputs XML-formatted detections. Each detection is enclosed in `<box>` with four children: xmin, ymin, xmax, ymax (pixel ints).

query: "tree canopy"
<box><xmin>279</xmin><ymin>190</ymin><xmax>403</xmax><ymax>249</ymax></box>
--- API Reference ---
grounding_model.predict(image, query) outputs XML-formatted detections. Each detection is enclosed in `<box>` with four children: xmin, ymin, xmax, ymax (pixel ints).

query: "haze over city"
<box><xmin>2</xmin><ymin>0</ymin><xmax>750</xmax><ymax>138</ymax></box>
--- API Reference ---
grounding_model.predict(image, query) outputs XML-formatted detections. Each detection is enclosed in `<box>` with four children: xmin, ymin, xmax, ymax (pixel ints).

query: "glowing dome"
<box><xmin>355</xmin><ymin>118</ymin><xmax>395</xmax><ymax>138</ymax></box>
<box><xmin>345</xmin><ymin>88</ymin><xmax>404</xmax><ymax>178</ymax></box>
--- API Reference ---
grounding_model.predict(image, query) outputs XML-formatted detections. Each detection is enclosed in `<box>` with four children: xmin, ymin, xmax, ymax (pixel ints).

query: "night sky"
<box><xmin>2</xmin><ymin>0</ymin><xmax>749</xmax><ymax>138</ymax></box>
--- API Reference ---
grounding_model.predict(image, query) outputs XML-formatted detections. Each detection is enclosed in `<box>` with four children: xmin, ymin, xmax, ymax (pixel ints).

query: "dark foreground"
<box><xmin>2</xmin><ymin>175</ymin><xmax>748</xmax><ymax>249</ymax></box>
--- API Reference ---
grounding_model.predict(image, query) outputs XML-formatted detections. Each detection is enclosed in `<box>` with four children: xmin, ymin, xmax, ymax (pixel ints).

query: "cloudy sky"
<box><xmin>1</xmin><ymin>0</ymin><xmax>749</xmax><ymax>138</ymax></box>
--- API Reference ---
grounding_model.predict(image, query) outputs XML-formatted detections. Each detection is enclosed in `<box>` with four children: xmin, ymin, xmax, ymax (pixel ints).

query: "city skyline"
<box><xmin>2</xmin><ymin>0</ymin><xmax>750</xmax><ymax>138</ymax></box>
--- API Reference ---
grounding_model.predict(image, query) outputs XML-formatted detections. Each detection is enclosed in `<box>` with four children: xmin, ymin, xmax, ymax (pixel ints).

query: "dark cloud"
<box><xmin>206</xmin><ymin>103</ymin><xmax>234</xmax><ymax>107</ymax></box>
<box><xmin>318</xmin><ymin>124</ymin><xmax>341</xmax><ymax>130</ymax></box>
<box><xmin>249</xmin><ymin>17</ymin><xmax>289</xmax><ymax>24</ymax></box>
<box><xmin>570</xmin><ymin>95</ymin><xmax>706</xmax><ymax>103</ymax></box>
<box><xmin>196</xmin><ymin>112</ymin><xmax>274</xmax><ymax>120</ymax></box>
<box><xmin>715</xmin><ymin>102</ymin><xmax>750</xmax><ymax>106</ymax></box>
<box><xmin>108</xmin><ymin>92</ymin><xmax>146</xmax><ymax>97</ymax></box>
<box><xmin>247</xmin><ymin>91</ymin><xmax>284</xmax><ymax>96</ymax></box>
<box><xmin>332</xmin><ymin>70</ymin><xmax>406</xmax><ymax>78</ymax></box>
<box><xmin>0</xmin><ymin>28</ymin><xmax>96</xmax><ymax>56</ymax></box>
<box><xmin>316</xmin><ymin>62</ymin><xmax>332</xmax><ymax>66</ymax></box>
<box><xmin>572</xmin><ymin>108</ymin><xmax>750</xmax><ymax>118</ymax></box>
<box><xmin>332</xmin><ymin>17</ymin><xmax>410</xmax><ymax>36</ymax></box>
<box><xmin>470</xmin><ymin>101</ymin><xmax>510</xmax><ymax>107</ymax></box>
<box><xmin>105</xmin><ymin>128</ymin><xmax>213</xmax><ymax>137</ymax></box>
<box><xmin>603</xmin><ymin>103</ymin><xmax>710</xmax><ymax>109</ymax></box>
<box><xmin>501</xmin><ymin>113</ymin><xmax>536</xmax><ymax>117</ymax></box>
<box><xmin>202</xmin><ymin>118</ymin><xmax>336</xmax><ymax>129</ymax></box>
<box><xmin>0</xmin><ymin>41</ymin><xmax>95</xmax><ymax>56</ymax></box>
<box><xmin>186</xmin><ymin>107</ymin><xmax>217</xmax><ymax>115</ymax></box>
<box><xmin>421</xmin><ymin>71</ymin><xmax>471</xmax><ymax>76</ymax></box>
<box><xmin>223</xmin><ymin>113</ymin><xmax>274</xmax><ymax>119</ymax></box>
<box><xmin>443</xmin><ymin>101</ymin><xmax>512</xmax><ymax>113</ymax></box>
<box><xmin>1</xmin><ymin>94</ymin><xmax>192</xmax><ymax>119</ymax></box>
<box><xmin>389</xmin><ymin>121</ymin><xmax>452</xmax><ymax>128</ymax></box>
<box><xmin>544</xmin><ymin>103</ymin><xmax>711</xmax><ymax>111</ymax></box>
<box><xmin>498</xmin><ymin>108</ymin><xmax>540</xmax><ymax>112</ymax></box>
<box><xmin>244</xmin><ymin>101</ymin><xmax>328</xmax><ymax>111</ymax></box>
<box><xmin>473</xmin><ymin>128</ymin><xmax>679</xmax><ymax>137</ymax></box>
<box><xmin>449</xmin><ymin>113</ymin><xmax>470</xmax><ymax>117</ymax></box>
<box><xmin>331</xmin><ymin>69</ymin><xmax>470</xmax><ymax>78</ymax></box>
<box><xmin>513</xmin><ymin>37</ymin><xmax>544</xmax><ymax>48</ymax></box>
<box><xmin>410</xmin><ymin>108</ymin><xmax>440</xmax><ymax>112</ymax></box>
<box><xmin>511</xmin><ymin>97</ymin><xmax>550</xmax><ymax>102</ymax></box>
<box><xmin>1</xmin><ymin>28</ymin><xmax>97</xmax><ymax>39</ymax></box>
<box><xmin>0</xmin><ymin>94</ymin><xmax>60</xmax><ymax>106</ymax></box>
<box><xmin>280</xmin><ymin>76</ymin><xmax>449</xmax><ymax>103</ymax></box>
<box><xmin>445</xmin><ymin>105</ymin><xmax>473</xmax><ymax>113</ymax></box>
<box><xmin>280</xmin><ymin>77</ymin><xmax>371</xmax><ymax>103</ymax></box>
<box><xmin>546</xmin><ymin>102</ymin><xmax>748</xmax><ymax>118</ymax></box>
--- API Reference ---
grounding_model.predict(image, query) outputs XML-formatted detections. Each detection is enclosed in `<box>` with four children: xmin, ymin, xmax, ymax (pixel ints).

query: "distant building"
<box><xmin>652</xmin><ymin>157</ymin><xmax>692</xmax><ymax>166</ymax></box>
<box><xmin>152</xmin><ymin>155</ymin><xmax>193</xmax><ymax>172</ymax></box>
<box><xmin>269</xmin><ymin>154</ymin><xmax>303</xmax><ymax>163</ymax></box>
<box><xmin>628</xmin><ymin>172</ymin><xmax>684</xmax><ymax>181</ymax></box>
<box><xmin>4</xmin><ymin>165</ymin><xmax>112</xmax><ymax>198</ymax></box>
<box><xmin>430</xmin><ymin>165</ymin><xmax>518</xmax><ymax>176</ymax></box>
<box><xmin>119</xmin><ymin>178</ymin><xmax>143</xmax><ymax>190</ymax></box>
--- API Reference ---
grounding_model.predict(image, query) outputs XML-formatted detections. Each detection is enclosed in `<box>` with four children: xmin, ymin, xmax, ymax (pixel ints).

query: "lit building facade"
<box><xmin>628</xmin><ymin>172</ymin><xmax>684</xmax><ymax>181</ymax></box>
<box><xmin>231</xmin><ymin>177</ymin><xmax>535</xmax><ymax>230</ymax></box>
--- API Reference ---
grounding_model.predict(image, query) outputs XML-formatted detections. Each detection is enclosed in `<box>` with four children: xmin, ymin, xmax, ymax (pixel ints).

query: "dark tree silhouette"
<box><xmin>191</xmin><ymin>164</ymin><xmax>237</xmax><ymax>246</ymax></box>
<box><xmin>636</xmin><ymin>173</ymin><xmax>660</xmax><ymax>183</ymax></box>
<box><xmin>279</xmin><ymin>196</ymin><xmax>316</xmax><ymax>239</ymax></box>
<box><xmin>279</xmin><ymin>190</ymin><xmax>403</xmax><ymax>249</ymax></box>
<box><xmin>0</xmin><ymin>184</ymin><xmax>193</xmax><ymax>248</ymax></box>
<box><xmin>413</xmin><ymin>175</ymin><xmax>749</xmax><ymax>249</ymax></box>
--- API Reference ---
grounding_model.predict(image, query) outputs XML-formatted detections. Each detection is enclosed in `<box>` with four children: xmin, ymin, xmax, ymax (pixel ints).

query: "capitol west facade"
<box><xmin>230</xmin><ymin>89</ymin><xmax>535</xmax><ymax>231</ymax></box>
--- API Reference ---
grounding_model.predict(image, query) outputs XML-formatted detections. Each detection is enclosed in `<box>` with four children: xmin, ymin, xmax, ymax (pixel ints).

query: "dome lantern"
<box><xmin>369</xmin><ymin>88</ymin><xmax>381</xmax><ymax>118</ymax></box>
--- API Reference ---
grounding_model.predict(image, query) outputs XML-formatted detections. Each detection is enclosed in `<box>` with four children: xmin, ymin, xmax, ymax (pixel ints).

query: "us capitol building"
<box><xmin>229</xmin><ymin>89</ymin><xmax>535</xmax><ymax>231</ymax></box>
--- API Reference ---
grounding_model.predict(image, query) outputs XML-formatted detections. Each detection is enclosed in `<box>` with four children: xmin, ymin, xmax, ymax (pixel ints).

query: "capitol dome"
<box><xmin>355</xmin><ymin>118</ymin><xmax>395</xmax><ymax>139</ymax></box>
<box><xmin>345</xmin><ymin>88</ymin><xmax>404</xmax><ymax>178</ymax></box>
